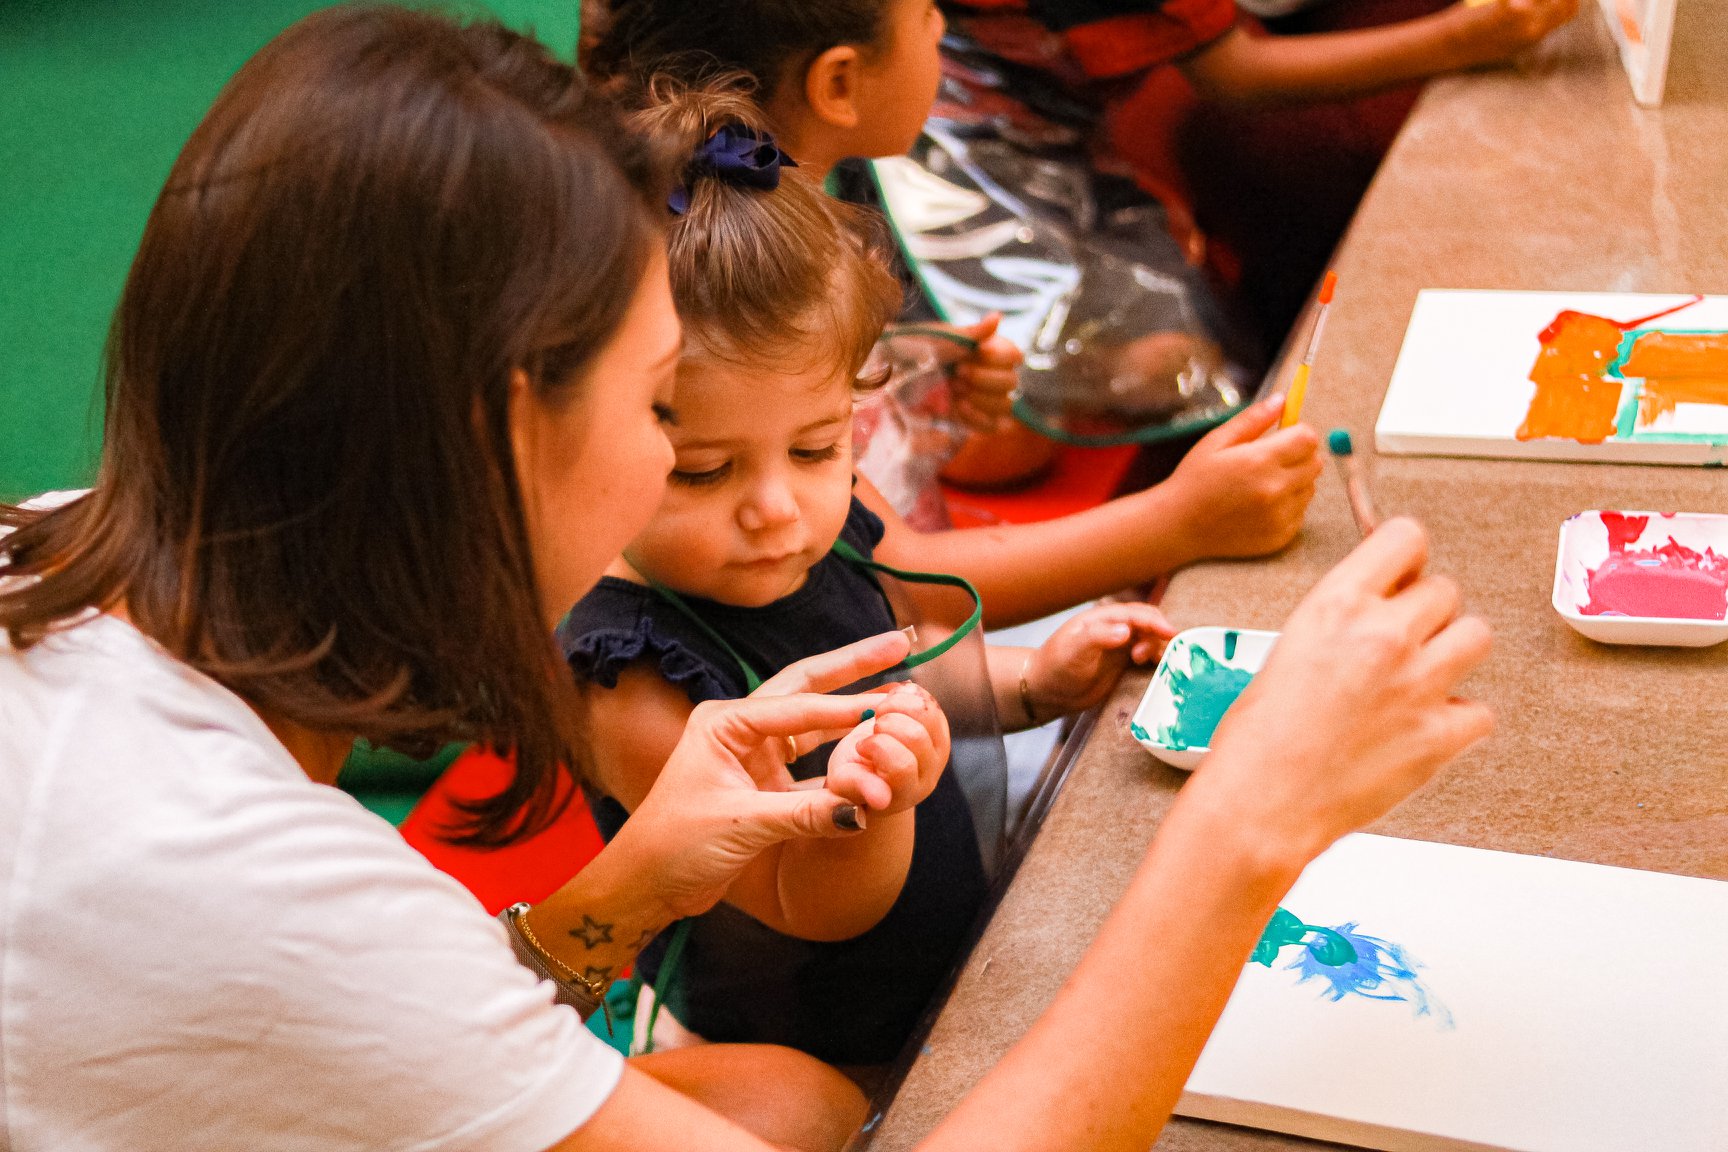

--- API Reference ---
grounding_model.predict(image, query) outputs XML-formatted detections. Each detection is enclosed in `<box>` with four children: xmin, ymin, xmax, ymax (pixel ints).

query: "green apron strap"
<box><xmin>641</xmin><ymin>576</ymin><xmax>766</xmax><ymax>694</ymax></box>
<box><xmin>828</xmin><ymin>539</ymin><xmax>984</xmax><ymax>669</ymax></box>
<box><xmin>638</xmin><ymin>917</ymin><xmax>692</xmax><ymax>1055</ymax></box>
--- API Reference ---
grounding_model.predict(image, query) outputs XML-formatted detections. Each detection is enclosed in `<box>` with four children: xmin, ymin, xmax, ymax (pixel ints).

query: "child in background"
<box><xmin>586</xmin><ymin>0</ymin><xmax>1327</xmax><ymax>629</ymax></box>
<box><xmin>560</xmin><ymin>80</ymin><xmax>1174</xmax><ymax>1089</ymax></box>
<box><xmin>586</xmin><ymin>0</ymin><xmax>1576</xmax><ymax>165</ymax></box>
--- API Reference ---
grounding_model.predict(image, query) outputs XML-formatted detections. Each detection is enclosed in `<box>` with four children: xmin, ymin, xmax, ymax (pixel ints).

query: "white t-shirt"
<box><xmin>0</xmin><ymin>613</ymin><xmax>623</xmax><ymax>1151</ymax></box>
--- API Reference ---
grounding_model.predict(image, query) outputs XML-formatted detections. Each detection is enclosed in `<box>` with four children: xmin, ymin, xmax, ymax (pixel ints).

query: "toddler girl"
<box><xmin>559</xmin><ymin>80</ymin><xmax>1172</xmax><ymax>1073</ymax></box>
<box><xmin>578</xmin><ymin>0</ymin><xmax>1328</xmax><ymax>628</ymax></box>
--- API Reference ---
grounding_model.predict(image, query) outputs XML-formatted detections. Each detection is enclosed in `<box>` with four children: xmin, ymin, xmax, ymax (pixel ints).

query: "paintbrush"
<box><xmin>1280</xmin><ymin>270</ymin><xmax>1338</xmax><ymax>429</ymax></box>
<box><xmin>1327</xmin><ymin>429</ymin><xmax>1379</xmax><ymax>537</ymax></box>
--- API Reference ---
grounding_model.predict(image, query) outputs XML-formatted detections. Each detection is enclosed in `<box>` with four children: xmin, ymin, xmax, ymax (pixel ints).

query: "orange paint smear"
<box><xmin>1517</xmin><ymin>298</ymin><xmax>1706</xmax><ymax>444</ymax></box>
<box><xmin>1620</xmin><ymin>331</ymin><xmax>1728</xmax><ymax>376</ymax></box>
<box><xmin>1516</xmin><ymin>312</ymin><xmax>1627</xmax><ymax>443</ymax></box>
<box><xmin>1621</xmin><ymin>331</ymin><xmax>1728</xmax><ymax>425</ymax></box>
<box><xmin>1616</xmin><ymin>0</ymin><xmax>1644</xmax><ymax>45</ymax></box>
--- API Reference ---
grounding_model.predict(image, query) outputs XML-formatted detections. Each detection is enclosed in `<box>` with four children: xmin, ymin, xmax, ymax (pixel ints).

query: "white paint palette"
<box><xmin>1177</xmin><ymin>834</ymin><xmax>1728</xmax><ymax>1152</ymax></box>
<box><xmin>1375</xmin><ymin>291</ymin><xmax>1728</xmax><ymax>466</ymax></box>
<box><xmin>1130</xmin><ymin>627</ymin><xmax>1276</xmax><ymax>770</ymax></box>
<box><xmin>1551</xmin><ymin>510</ymin><xmax>1728</xmax><ymax>647</ymax></box>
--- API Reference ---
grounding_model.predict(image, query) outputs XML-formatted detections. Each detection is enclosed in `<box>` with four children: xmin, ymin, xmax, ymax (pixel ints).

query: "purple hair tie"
<box><xmin>667</xmin><ymin>124</ymin><xmax>798</xmax><ymax>215</ymax></box>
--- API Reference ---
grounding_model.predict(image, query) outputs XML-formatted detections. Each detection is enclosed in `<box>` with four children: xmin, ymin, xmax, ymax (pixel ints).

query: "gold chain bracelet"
<box><xmin>504</xmin><ymin>902</ymin><xmax>613</xmax><ymax>1032</ymax></box>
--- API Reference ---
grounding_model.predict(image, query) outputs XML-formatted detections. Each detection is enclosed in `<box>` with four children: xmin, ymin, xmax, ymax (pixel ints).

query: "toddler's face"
<box><xmin>624</xmin><ymin>355</ymin><xmax>856</xmax><ymax>608</ymax></box>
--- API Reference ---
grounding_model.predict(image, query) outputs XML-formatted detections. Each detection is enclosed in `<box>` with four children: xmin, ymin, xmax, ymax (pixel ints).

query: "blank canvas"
<box><xmin>1374</xmin><ymin>290</ymin><xmax>1728</xmax><ymax>466</ymax></box>
<box><xmin>1175</xmin><ymin>833</ymin><xmax>1728</xmax><ymax>1152</ymax></box>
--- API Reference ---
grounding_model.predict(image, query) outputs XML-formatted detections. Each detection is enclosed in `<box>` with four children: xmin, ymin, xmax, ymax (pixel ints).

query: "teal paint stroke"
<box><xmin>1253</xmin><ymin>907</ymin><xmax>1456</xmax><ymax>1029</ymax></box>
<box><xmin>1155</xmin><ymin>644</ymin><xmax>1253</xmax><ymax>752</ymax></box>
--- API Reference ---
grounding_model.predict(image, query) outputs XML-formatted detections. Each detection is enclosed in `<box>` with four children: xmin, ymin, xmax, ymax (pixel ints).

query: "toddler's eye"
<box><xmin>670</xmin><ymin>462</ymin><xmax>731</xmax><ymax>486</ymax></box>
<box><xmin>792</xmin><ymin>444</ymin><xmax>842</xmax><ymax>464</ymax></box>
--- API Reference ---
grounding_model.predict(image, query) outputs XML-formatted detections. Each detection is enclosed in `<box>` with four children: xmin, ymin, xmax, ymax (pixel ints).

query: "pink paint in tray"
<box><xmin>1553</xmin><ymin>511</ymin><xmax>1728</xmax><ymax>646</ymax></box>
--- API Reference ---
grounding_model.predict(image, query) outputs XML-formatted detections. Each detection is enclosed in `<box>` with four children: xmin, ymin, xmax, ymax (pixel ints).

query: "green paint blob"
<box><xmin>1156</xmin><ymin>646</ymin><xmax>1254</xmax><ymax>752</ymax></box>
<box><xmin>1222</xmin><ymin>630</ymin><xmax>1239</xmax><ymax>661</ymax></box>
<box><xmin>1252</xmin><ymin>907</ymin><xmax>1358</xmax><ymax>968</ymax></box>
<box><xmin>1129</xmin><ymin>721</ymin><xmax>1150</xmax><ymax>741</ymax></box>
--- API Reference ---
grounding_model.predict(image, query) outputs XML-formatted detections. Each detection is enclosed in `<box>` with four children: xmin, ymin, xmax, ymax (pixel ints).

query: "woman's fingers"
<box><xmin>1406</xmin><ymin>613</ymin><xmax>1493</xmax><ymax>692</ymax></box>
<box><xmin>734</xmin><ymin>786</ymin><xmax>872</xmax><ymax>843</ymax></box>
<box><xmin>753</xmin><ymin>632</ymin><xmax>912</xmax><ymax>698</ymax></box>
<box><xmin>1390</xmin><ymin>573</ymin><xmax>1463</xmax><ymax>645</ymax></box>
<box><xmin>1437</xmin><ymin>697</ymin><xmax>1497</xmax><ymax>756</ymax></box>
<box><xmin>1313</xmin><ymin>516</ymin><xmax>1429</xmax><ymax>601</ymax></box>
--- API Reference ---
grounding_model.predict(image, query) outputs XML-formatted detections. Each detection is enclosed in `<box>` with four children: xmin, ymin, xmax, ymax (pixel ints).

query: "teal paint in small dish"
<box><xmin>1129</xmin><ymin>626</ymin><xmax>1279</xmax><ymax>771</ymax></box>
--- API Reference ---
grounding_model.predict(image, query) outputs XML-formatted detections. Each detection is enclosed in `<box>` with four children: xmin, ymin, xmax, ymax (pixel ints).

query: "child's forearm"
<box><xmin>985</xmin><ymin>644</ymin><xmax>1042</xmax><ymax>731</ymax></box>
<box><xmin>1181</xmin><ymin>16</ymin><xmax>1480</xmax><ymax>104</ymax></box>
<box><xmin>860</xmin><ymin>477</ymin><xmax>1202</xmax><ymax>628</ymax></box>
<box><xmin>737</xmin><ymin>810</ymin><xmax>916</xmax><ymax>942</ymax></box>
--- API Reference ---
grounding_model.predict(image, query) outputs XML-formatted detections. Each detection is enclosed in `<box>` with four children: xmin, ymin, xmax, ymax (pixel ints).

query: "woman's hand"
<box><xmin>1021</xmin><ymin>603</ymin><xmax>1177</xmax><ymax>721</ymax></box>
<box><xmin>948</xmin><ymin>313</ymin><xmax>1023</xmax><ymax>434</ymax></box>
<box><xmin>1162</xmin><ymin>393</ymin><xmax>1323</xmax><ymax>564</ymax></box>
<box><xmin>616</xmin><ymin>632</ymin><xmax>948</xmax><ymax>920</ymax></box>
<box><xmin>1195</xmin><ymin>517</ymin><xmax>1494</xmax><ymax>864</ymax></box>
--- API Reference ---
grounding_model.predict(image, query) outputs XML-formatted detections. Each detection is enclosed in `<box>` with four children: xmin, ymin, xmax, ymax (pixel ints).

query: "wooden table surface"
<box><xmin>867</xmin><ymin>6</ymin><xmax>1728</xmax><ymax>1148</ymax></box>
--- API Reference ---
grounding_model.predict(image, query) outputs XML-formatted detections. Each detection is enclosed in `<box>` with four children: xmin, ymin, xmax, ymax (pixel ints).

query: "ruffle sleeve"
<box><xmin>562</xmin><ymin>615</ymin><xmax>738</xmax><ymax>705</ymax></box>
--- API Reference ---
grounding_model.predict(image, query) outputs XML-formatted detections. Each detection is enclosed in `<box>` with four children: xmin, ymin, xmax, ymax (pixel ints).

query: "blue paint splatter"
<box><xmin>1284</xmin><ymin>921</ymin><xmax>1455</xmax><ymax>1029</ymax></box>
<box><xmin>1222</xmin><ymin>630</ymin><xmax>1239</xmax><ymax>660</ymax></box>
<box><xmin>1156</xmin><ymin>646</ymin><xmax>1254</xmax><ymax>751</ymax></box>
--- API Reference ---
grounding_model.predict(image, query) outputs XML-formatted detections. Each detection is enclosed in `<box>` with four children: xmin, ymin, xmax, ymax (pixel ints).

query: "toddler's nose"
<box><xmin>738</xmin><ymin>478</ymin><xmax>799</xmax><ymax>532</ymax></box>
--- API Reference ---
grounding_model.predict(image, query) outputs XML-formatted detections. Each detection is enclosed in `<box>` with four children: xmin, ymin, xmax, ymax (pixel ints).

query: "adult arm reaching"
<box><xmin>557</xmin><ymin>517</ymin><xmax>1493</xmax><ymax>1151</ymax></box>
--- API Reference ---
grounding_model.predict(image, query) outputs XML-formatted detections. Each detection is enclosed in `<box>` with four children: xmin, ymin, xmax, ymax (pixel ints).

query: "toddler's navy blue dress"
<box><xmin>557</xmin><ymin>499</ymin><xmax>989</xmax><ymax>1066</ymax></box>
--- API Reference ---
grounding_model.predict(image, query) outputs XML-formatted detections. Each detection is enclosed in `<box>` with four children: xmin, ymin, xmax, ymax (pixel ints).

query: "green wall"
<box><xmin>0</xmin><ymin>0</ymin><xmax>580</xmax><ymax>501</ymax></box>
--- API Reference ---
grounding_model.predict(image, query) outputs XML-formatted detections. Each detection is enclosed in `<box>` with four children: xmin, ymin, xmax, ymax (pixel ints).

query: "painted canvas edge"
<box><xmin>1176</xmin><ymin>1090</ymin><xmax>1513</xmax><ymax>1152</ymax></box>
<box><xmin>1373</xmin><ymin>428</ymin><xmax>1728</xmax><ymax>467</ymax></box>
<box><xmin>1594</xmin><ymin>0</ymin><xmax>1677</xmax><ymax>106</ymax></box>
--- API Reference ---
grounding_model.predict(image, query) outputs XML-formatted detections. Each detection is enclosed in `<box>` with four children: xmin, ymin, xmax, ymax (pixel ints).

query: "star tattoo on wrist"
<box><xmin>569</xmin><ymin>914</ymin><xmax>614</xmax><ymax>949</ymax></box>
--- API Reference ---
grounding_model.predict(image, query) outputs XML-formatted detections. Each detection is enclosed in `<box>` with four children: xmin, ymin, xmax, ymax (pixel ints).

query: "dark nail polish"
<box><xmin>861</xmin><ymin>708</ymin><xmax>876</xmax><ymax>721</ymax></box>
<box><xmin>834</xmin><ymin>805</ymin><xmax>865</xmax><ymax>832</ymax></box>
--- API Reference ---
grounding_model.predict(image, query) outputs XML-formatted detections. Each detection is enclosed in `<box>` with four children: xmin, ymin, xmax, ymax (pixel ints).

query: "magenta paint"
<box><xmin>1581</xmin><ymin>523</ymin><xmax>1728</xmax><ymax>621</ymax></box>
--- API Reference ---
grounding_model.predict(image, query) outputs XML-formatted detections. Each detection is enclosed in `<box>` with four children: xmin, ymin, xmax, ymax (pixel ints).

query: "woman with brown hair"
<box><xmin>0</xmin><ymin>7</ymin><xmax>1492</xmax><ymax>1152</ymax></box>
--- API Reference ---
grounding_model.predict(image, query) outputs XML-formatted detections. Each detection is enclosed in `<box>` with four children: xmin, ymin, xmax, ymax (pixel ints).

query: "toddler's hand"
<box><xmin>1164</xmin><ymin>392</ymin><xmax>1322</xmax><ymax>563</ymax></box>
<box><xmin>823</xmin><ymin>682</ymin><xmax>951</xmax><ymax>817</ymax></box>
<box><xmin>1447</xmin><ymin>0</ymin><xmax>1577</xmax><ymax>67</ymax></box>
<box><xmin>1024</xmin><ymin>603</ymin><xmax>1177</xmax><ymax>722</ymax></box>
<box><xmin>949</xmin><ymin>313</ymin><xmax>1022</xmax><ymax>434</ymax></box>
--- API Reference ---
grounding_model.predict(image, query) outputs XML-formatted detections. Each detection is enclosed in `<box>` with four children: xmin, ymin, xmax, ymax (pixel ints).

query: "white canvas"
<box><xmin>1374</xmin><ymin>290</ymin><xmax>1728</xmax><ymax>466</ymax></box>
<box><xmin>1175</xmin><ymin>834</ymin><xmax>1728</xmax><ymax>1151</ymax></box>
<box><xmin>1597</xmin><ymin>0</ymin><xmax>1679</xmax><ymax>107</ymax></box>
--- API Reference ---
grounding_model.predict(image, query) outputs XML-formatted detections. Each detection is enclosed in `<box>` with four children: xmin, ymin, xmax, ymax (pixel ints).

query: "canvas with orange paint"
<box><xmin>1597</xmin><ymin>0</ymin><xmax>1679</xmax><ymax>106</ymax></box>
<box><xmin>1376</xmin><ymin>291</ymin><xmax>1728</xmax><ymax>467</ymax></box>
